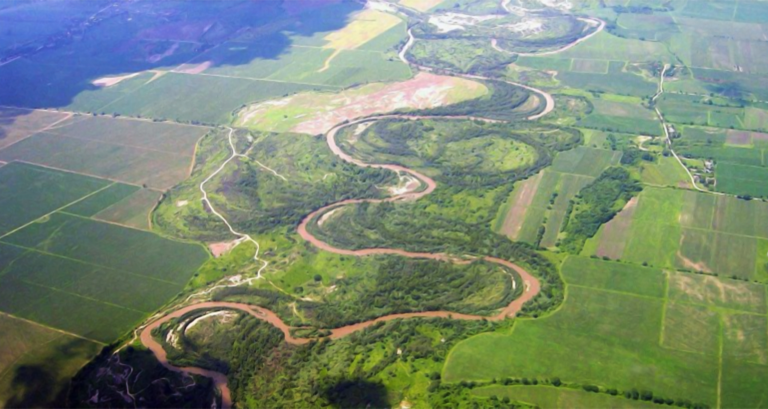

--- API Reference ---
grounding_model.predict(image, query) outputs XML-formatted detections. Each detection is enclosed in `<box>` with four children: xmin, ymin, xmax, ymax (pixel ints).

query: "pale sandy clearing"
<box><xmin>92</xmin><ymin>73</ymin><xmax>140</xmax><ymax>87</ymax></box>
<box><xmin>208</xmin><ymin>239</ymin><xmax>239</xmax><ymax>258</ymax></box>
<box><xmin>399</xmin><ymin>0</ymin><xmax>445</xmax><ymax>11</ymax></box>
<box><xmin>236</xmin><ymin>72</ymin><xmax>487</xmax><ymax>135</ymax></box>
<box><xmin>429</xmin><ymin>13</ymin><xmax>501</xmax><ymax>33</ymax></box>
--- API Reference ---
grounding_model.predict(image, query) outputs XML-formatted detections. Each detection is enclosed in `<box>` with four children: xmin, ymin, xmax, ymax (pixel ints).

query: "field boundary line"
<box><xmin>0</xmin><ymin>240</ymin><xmax>183</xmax><ymax>287</ymax></box>
<box><xmin>717</xmin><ymin>314</ymin><xmax>724</xmax><ymax>409</ymax></box>
<box><xmin>0</xmin><ymin>105</ymin><xmax>213</xmax><ymax>130</ymax></box>
<box><xmin>659</xmin><ymin>271</ymin><xmax>670</xmax><ymax>346</ymax></box>
<box><xmin>17</xmin><ymin>278</ymin><xmax>150</xmax><ymax>315</ymax></box>
<box><xmin>0</xmin><ymin>111</ymin><xmax>73</xmax><ymax>153</ymax></box>
<box><xmin>0</xmin><ymin>311</ymin><xmax>105</xmax><ymax>345</ymax></box>
<box><xmin>0</xmin><ymin>181</ymin><xmax>116</xmax><ymax>240</ymax></box>
<box><xmin>39</xmin><ymin>131</ymin><xmax>194</xmax><ymax>157</ymax></box>
<box><xmin>10</xmin><ymin>160</ymin><xmax>148</xmax><ymax>189</ymax></box>
<box><xmin>65</xmin><ymin>210</ymin><xmax>151</xmax><ymax>233</ymax></box>
<box><xmin>568</xmin><ymin>284</ymin><xmax>662</xmax><ymax>300</ymax></box>
<box><xmin>171</xmin><ymin>70</ymin><xmax>343</xmax><ymax>89</ymax></box>
<box><xmin>683</xmin><ymin>225</ymin><xmax>768</xmax><ymax>242</ymax></box>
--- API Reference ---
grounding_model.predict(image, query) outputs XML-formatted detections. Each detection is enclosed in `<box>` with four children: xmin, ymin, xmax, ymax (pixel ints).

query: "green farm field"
<box><xmin>586</xmin><ymin>186</ymin><xmax>768</xmax><ymax>280</ymax></box>
<box><xmin>0</xmin><ymin>163</ymin><xmax>208</xmax><ymax>343</ymax></box>
<box><xmin>444</xmin><ymin>257</ymin><xmax>768</xmax><ymax>408</ymax></box>
<box><xmin>0</xmin><ymin>162</ymin><xmax>110</xmax><ymax>236</ymax></box>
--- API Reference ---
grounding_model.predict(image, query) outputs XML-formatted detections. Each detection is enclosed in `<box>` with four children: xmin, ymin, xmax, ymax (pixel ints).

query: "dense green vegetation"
<box><xmin>403</xmin><ymin>80</ymin><xmax>545</xmax><ymax>121</ymax></box>
<box><xmin>213</xmin><ymin>257</ymin><xmax>519</xmax><ymax>328</ymax></box>
<box><xmin>155</xmin><ymin>128</ymin><xmax>396</xmax><ymax>241</ymax></box>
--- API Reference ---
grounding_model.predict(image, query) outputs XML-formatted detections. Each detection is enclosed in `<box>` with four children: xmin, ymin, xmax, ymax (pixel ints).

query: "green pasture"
<box><xmin>444</xmin><ymin>284</ymin><xmax>719</xmax><ymax>406</ymax></box>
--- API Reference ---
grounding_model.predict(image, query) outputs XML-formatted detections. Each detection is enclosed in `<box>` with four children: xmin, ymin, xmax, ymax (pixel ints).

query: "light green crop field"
<box><xmin>92</xmin><ymin>188</ymin><xmax>160</xmax><ymax>230</ymax></box>
<box><xmin>445</xmin><ymin>257</ymin><xmax>768</xmax><ymax>407</ymax></box>
<box><xmin>443</xmin><ymin>286</ymin><xmax>719</xmax><ymax>405</ymax></box>
<box><xmin>591</xmin><ymin>186</ymin><xmax>768</xmax><ymax>279</ymax></box>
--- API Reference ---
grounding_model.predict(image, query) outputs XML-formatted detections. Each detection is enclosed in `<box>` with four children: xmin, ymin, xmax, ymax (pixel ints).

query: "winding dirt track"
<box><xmin>136</xmin><ymin>6</ymin><xmax>606</xmax><ymax>407</ymax></box>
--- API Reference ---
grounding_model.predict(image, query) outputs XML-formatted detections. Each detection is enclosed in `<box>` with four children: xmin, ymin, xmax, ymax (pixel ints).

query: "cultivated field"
<box><xmin>498</xmin><ymin>147</ymin><xmax>621</xmax><ymax>245</ymax></box>
<box><xmin>0</xmin><ymin>163</ymin><xmax>208</xmax><ymax>343</ymax></box>
<box><xmin>445</xmin><ymin>256</ymin><xmax>768</xmax><ymax>407</ymax></box>
<box><xmin>0</xmin><ymin>115</ymin><xmax>208</xmax><ymax>190</ymax></box>
<box><xmin>586</xmin><ymin>187</ymin><xmax>768</xmax><ymax>280</ymax></box>
<box><xmin>92</xmin><ymin>188</ymin><xmax>161</xmax><ymax>230</ymax></box>
<box><xmin>0</xmin><ymin>107</ymin><xmax>70</xmax><ymax>150</ymax></box>
<box><xmin>0</xmin><ymin>162</ymin><xmax>110</xmax><ymax>236</ymax></box>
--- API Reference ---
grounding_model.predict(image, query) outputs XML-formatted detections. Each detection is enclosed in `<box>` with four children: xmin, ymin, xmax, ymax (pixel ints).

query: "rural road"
<box><xmin>652</xmin><ymin>64</ymin><xmax>723</xmax><ymax>195</ymax></box>
<box><xmin>136</xmin><ymin>5</ymin><xmax>610</xmax><ymax>405</ymax></box>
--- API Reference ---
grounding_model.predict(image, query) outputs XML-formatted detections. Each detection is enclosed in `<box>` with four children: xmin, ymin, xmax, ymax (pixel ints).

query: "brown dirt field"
<box><xmin>500</xmin><ymin>173</ymin><xmax>542</xmax><ymax>239</ymax></box>
<box><xmin>596</xmin><ymin>196</ymin><xmax>638</xmax><ymax>259</ymax></box>
<box><xmin>0</xmin><ymin>108</ymin><xmax>70</xmax><ymax>150</ymax></box>
<box><xmin>725</xmin><ymin>130</ymin><xmax>752</xmax><ymax>146</ymax></box>
<box><xmin>293</xmin><ymin>73</ymin><xmax>483</xmax><ymax>135</ymax></box>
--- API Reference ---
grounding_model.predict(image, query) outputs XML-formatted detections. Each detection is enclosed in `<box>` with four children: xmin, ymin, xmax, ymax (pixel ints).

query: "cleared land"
<box><xmin>0</xmin><ymin>116</ymin><xmax>208</xmax><ymax>190</ymax></box>
<box><xmin>399</xmin><ymin>0</ymin><xmax>446</xmax><ymax>11</ymax></box>
<box><xmin>235</xmin><ymin>72</ymin><xmax>488</xmax><ymax>134</ymax></box>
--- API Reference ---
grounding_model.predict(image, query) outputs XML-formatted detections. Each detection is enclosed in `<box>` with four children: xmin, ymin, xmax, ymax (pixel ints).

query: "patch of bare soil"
<box><xmin>500</xmin><ymin>172</ymin><xmax>542</xmax><ymax>239</ymax></box>
<box><xmin>675</xmin><ymin>241</ymin><xmax>712</xmax><ymax>273</ymax></box>
<box><xmin>92</xmin><ymin>73</ymin><xmax>140</xmax><ymax>87</ymax></box>
<box><xmin>174</xmin><ymin>61</ymin><xmax>212</xmax><ymax>74</ymax></box>
<box><xmin>208</xmin><ymin>239</ymin><xmax>238</xmax><ymax>258</ymax></box>
<box><xmin>293</xmin><ymin>73</ymin><xmax>472</xmax><ymax>135</ymax></box>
